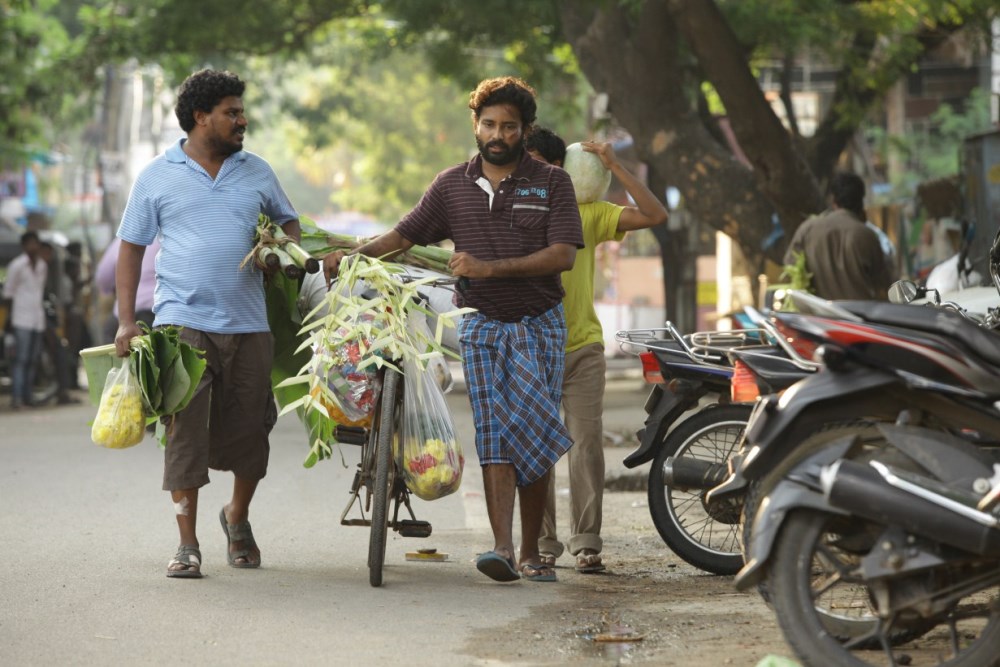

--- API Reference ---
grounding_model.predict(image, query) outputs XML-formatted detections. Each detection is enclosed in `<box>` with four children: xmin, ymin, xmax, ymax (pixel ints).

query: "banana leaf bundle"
<box><xmin>130</xmin><ymin>325</ymin><xmax>207</xmax><ymax>419</ymax></box>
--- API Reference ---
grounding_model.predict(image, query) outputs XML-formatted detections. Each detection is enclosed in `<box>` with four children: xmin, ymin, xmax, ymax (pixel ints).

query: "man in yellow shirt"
<box><xmin>526</xmin><ymin>129</ymin><xmax>668</xmax><ymax>572</ymax></box>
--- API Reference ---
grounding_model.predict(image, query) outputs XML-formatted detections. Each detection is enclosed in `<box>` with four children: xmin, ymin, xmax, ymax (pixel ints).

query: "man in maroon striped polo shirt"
<box><xmin>324</xmin><ymin>76</ymin><xmax>583</xmax><ymax>583</ymax></box>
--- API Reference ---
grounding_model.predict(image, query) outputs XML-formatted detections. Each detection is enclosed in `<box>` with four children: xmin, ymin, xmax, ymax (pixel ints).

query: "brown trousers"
<box><xmin>162</xmin><ymin>329</ymin><xmax>275</xmax><ymax>491</ymax></box>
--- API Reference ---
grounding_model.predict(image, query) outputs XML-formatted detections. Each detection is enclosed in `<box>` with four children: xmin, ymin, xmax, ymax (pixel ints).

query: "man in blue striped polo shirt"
<box><xmin>115</xmin><ymin>69</ymin><xmax>299</xmax><ymax>579</ymax></box>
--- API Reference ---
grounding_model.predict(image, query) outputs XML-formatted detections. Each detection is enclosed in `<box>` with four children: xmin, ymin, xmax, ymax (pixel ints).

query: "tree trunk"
<box><xmin>558</xmin><ymin>0</ymin><xmax>778</xmax><ymax>325</ymax></box>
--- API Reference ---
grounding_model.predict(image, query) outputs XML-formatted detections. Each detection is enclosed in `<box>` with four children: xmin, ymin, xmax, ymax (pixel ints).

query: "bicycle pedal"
<box><xmin>334</xmin><ymin>425</ymin><xmax>367</xmax><ymax>445</ymax></box>
<box><xmin>396</xmin><ymin>519</ymin><xmax>433</xmax><ymax>538</ymax></box>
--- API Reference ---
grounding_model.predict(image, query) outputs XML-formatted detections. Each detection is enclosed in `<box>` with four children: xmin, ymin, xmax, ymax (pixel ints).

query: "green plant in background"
<box><xmin>780</xmin><ymin>251</ymin><xmax>813</xmax><ymax>292</ymax></box>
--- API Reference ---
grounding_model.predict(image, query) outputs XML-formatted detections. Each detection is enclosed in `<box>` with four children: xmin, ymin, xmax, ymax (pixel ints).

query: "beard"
<box><xmin>476</xmin><ymin>137</ymin><xmax>521</xmax><ymax>166</ymax></box>
<box><xmin>209</xmin><ymin>129</ymin><xmax>244</xmax><ymax>156</ymax></box>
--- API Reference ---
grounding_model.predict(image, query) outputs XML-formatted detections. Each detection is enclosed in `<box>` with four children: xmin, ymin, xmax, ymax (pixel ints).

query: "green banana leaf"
<box><xmin>175</xmin><ymin>344</ymin><xmax>207</xmax><ymax>414</ymax></box>
<box><xmin>266</xmin><ymin>271</ymin><xmax>311</xmax><ymax>410</ymax></box>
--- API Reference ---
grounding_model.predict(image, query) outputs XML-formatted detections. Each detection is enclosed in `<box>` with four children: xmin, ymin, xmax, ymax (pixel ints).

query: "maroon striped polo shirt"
<box><xmin>395</xmin><ymin>151</ymin><xmax>584</xmax><ymax>322</ymax></box>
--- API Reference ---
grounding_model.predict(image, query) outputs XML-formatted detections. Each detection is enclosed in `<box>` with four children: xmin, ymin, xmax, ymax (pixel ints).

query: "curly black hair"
<box><xmin>830</xmin><ymin>172</ymin><xmax>866</xmax><ymax>220</ymax></box>
<box><xmin>468</xmin><ymin>76</ymin><xmax>537</xmax><ymax>129</ymax></box>
<box><xmin>525</xmin><ymin>127</ymin><xmax>566</xmax><ymax>166</ymax></box>
<box><xmin>174</xmin><ymin>70</ymin><xmax>246</xmax><ymax>132</ymax></box>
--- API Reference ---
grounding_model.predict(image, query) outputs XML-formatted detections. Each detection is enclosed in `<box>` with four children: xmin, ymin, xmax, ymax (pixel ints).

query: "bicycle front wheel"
<box><xmin>368</xmin><ymin>368</ymin><xmax>401</xmax><ymax>587</ymax></box>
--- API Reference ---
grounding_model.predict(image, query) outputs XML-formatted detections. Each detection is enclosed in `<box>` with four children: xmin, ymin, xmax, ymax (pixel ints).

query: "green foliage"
<box><xmin>0</xmin><ymin>0</ymin><xmax>85</xmax><ymax>166</ymax></box>
<box><xmin>867</xmin><ymin>87</ymin><xmax>993</xmax><ymax>195</ymax></box>
<box><xmin>721</xmin><ymin>0</ymin><xmax>997</xmax><ymax>129</ymax></box>
<box><xmin>255</xmin><ymin>25</ymin><xmax>476</xmax><ymax>221</ymax></box>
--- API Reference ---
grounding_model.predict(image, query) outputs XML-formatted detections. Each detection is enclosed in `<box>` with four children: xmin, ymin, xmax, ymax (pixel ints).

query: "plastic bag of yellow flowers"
<box><xmin>91</xmin><ymin>363</ymin><xmax>146</xmax><ymax>449</ymax></box>
<box><xmin>397</xmin><ymin>355</ymin><xmax>464</xmax><ymax>500</ymax></box>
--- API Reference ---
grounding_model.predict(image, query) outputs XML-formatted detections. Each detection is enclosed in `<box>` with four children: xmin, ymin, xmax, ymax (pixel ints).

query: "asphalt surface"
<box><xmin>0</xmin><ymin>359</ymin><xmax>658</xmax><ymax>666</ymax></box>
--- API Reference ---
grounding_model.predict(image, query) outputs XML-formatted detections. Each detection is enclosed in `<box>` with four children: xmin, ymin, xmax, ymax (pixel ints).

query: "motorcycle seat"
<box><xmin>729</xmin><ymin>345</ymin><xmax>811</xmax><ymax>385</ymax></box>
<box><xmin>836</xmin><ymin>300</ymin><xmax>1000</xmax><ymax>368</ymax></box>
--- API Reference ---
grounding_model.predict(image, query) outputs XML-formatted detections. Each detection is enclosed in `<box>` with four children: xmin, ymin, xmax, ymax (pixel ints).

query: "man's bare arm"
<box><xmin>449</xmin><ymin>243</ymin><xmax>576</xmax><ymax>279</ymax></box>
<box><xmin>583</xmin><ymin>141</ymin><xmax>669</xmax><ymax>233</ymax></box>
<box><xmin>114</xmin><ymin>240</ymin><xmax>146</xmax><ymax>357</ymax></box>
<box><xmin>322</xmin><ymin>229</ymin><xmax>414</xmax><ymax>283</ymax></box>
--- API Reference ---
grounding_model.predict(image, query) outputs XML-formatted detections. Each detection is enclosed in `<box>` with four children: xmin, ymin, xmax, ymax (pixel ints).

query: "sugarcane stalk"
<box><xmin>272</xmin><ymin>246</ymin><xmax>304</xmax><ymax>279</ymax></box>
<box><xmin>257</xmin><ymin>246</ymin><xmax>281</xmax><ymax>271</ymax></box>
<box><xmin>271</xmin><ymin>225</ymin><xmax>320</xmax><ymax>274</ymax></box>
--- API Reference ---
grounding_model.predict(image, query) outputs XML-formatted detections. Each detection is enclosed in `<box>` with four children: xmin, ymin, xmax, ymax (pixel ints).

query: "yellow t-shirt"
<box><xmin>562</xmin><ymin>201</ymin><xmax>626</xmax><ymax>353</ymax></box>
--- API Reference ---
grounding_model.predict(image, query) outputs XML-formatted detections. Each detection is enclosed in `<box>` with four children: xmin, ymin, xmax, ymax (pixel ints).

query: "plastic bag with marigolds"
<box><xmin>91</xmin><ymin>362</ymin><xmax>146</xmax><ymax>449</ymax></box>
<box><xmin>397</xmin><ymin>354</ymin><xmax>464</xmax><ymax>501</ymax></box>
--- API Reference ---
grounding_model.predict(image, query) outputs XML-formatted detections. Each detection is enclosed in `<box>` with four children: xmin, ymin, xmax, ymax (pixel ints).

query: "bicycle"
<box><xmin>322</xmin><ymin>270</ymin><xmax>462</xmax><ymax>587</ymax></box>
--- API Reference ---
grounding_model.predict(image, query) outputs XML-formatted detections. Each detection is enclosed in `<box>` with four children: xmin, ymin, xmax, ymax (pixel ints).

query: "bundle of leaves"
<box><xmin>130</xmin><ymin>325</ymin><xmax>207</xmax><ymax>421</ymax></box>
<box><xmin>276</xmin><ymin>254</ymin><xmax>473</xmax><ymax>468</ymax></box>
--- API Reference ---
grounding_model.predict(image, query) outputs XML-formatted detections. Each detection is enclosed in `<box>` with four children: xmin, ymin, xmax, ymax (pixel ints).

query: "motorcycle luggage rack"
<box><xmin>615</xmin><ymin>321</ymin><xmax>771</xmax><ymax>369</ymax></box>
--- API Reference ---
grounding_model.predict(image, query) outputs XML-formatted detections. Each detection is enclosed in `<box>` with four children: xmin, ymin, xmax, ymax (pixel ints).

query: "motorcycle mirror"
<box><xmin>888</xmin><ymin>280</ymin><xmax>923</xmax><ymax>304</ymax></box>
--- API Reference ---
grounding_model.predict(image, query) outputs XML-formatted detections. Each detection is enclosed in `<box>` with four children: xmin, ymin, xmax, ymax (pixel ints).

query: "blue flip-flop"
<box><xmin>476</xmin><ymin>551</ymin><xmax>520</xmax><ymax>582</ymax></box>
<box><xmin>520</xmin><ymin>563</ymin><xmax>557</xmax><ymax>582</ymax></box>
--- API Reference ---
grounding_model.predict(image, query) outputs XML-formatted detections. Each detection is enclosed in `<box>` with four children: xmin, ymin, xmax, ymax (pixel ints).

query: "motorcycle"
<box><xmin>737</xmin><ymin>419</ymin><xmax>1000</xmax><ymax>666</ymax></box>
<box><xmin>614</xmin><ymin>317</ymin><xmax>815</xmax><ymax>574</ymax></box>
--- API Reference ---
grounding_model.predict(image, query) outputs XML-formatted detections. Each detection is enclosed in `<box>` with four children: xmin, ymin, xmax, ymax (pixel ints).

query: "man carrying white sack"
<box><xmin>526</xmin><ymin>129</ymin><xmax>669</xmax><ymax>573</ymax></box>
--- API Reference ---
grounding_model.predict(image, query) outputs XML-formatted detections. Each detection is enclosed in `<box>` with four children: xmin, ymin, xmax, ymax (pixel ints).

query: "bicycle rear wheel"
<box><xmin>369</xmin><ymin>368</ymin><xmax>402</xmax><ymax>587</ymax></box>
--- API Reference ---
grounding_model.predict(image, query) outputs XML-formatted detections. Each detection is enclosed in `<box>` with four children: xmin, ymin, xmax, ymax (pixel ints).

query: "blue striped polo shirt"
<box><xmin>117</xmin><ymin>138</ymin><xmax>298</xmax><ymax>333</ymax></box>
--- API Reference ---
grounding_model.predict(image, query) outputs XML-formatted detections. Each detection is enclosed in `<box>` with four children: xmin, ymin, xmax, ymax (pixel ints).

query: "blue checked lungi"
<box><xmin>459</xmin><ymin>304</ymin><xmax>573</xmax><ymax>487</ymax></box>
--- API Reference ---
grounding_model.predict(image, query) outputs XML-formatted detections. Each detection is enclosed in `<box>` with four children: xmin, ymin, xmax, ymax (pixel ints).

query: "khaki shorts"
<box><xmin>162</xmin><ymin>328</ymin><xmax>276</xmax><ymax>491</ymax></box>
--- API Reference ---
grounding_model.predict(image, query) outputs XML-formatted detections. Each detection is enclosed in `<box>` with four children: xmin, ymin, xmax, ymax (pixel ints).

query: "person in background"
<box><xmin>96</xmin><ymin>236</ymin><xmax>159</xmax><ymax>342</ymax></box>
<box><xmin>783</xmin><ymin>172</ymin><xmax>893</xmax><ymax>300</ymax></box>
<box><xmin>526</xmin><ymin>128</ymin><xmax>669</xmax><ymax>573</ymax></box>
<box><xmin>2</xmin><ymin>231</ymin><xmax>47</xmax><ymax>409</ymax></box>
<box><xmin>323</xmin><ymin>77</ymin><xmax>584</xmax><ymax>583</ymax></box>
<box><xmin>38</xmin><ymin>241</ymin><xmax>79</xmax><ymax>405</ymax></box>
<box><xmin>115</xmin><ymin>69</ymin><xmax>298</xmax><ymax>579</ymax></box>
<box><xmin>62</xmin><ymin>241</ymin><xmax>91</xmax><ymax>387</ymax></box>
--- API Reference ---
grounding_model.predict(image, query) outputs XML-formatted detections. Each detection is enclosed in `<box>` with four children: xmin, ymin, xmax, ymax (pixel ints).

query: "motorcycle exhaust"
<box><xmin>822</xmin><ymin>459</ymin><xmax>1000</xmax><ymax>557</ymax></box>
<box><xmin>663</xmin><ymin>457</ymin><xmax>730</xmax><ymax>491</ymax></box>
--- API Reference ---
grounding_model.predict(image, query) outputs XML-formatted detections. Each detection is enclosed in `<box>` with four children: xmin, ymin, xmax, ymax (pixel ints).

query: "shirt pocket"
<box><xmin>511</xmin><ymin>204</ymin><xmax>550</xmax><ymax>252</ymax></box>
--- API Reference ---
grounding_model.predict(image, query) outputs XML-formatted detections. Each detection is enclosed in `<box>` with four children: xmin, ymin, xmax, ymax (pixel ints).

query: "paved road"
<box><xmin>0</xmin><ymin>362</ymin><xmax>655</xmax><ymax>666</ymax></box>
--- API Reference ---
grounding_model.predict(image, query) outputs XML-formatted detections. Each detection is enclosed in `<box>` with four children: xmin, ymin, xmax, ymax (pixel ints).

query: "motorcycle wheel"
<box><xmin>743</xmin><ymin>421</ymin><xmax>944</xmax><ymax>647</ymax></box>
<box><xmin>768</xmin><ymin>508</ymin><xmax>1000</xmax><ymax>667</ymax></box>
<box><xmin>647</xmin><ymin>403</ymin><xmax>751</xmax><ymax>575</ymax></box>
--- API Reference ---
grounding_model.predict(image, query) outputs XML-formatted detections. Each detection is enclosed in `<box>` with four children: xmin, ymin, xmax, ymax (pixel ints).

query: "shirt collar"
<box><xmin>465</xmin><ymin>150</ymin><xmax>535</xmax><ymax>182</ymax></box>
<box><xmin>166</xmin><ymin>138</ymin><xmax>247</xmax><ymax>163</ymax></box>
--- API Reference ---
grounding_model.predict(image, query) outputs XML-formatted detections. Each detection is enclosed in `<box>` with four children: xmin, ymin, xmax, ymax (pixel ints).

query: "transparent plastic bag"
<box><xmin>314</xmin><ymin>314</ymin><xmax>383</xmax><ymax>427</ymax></box>
<box><xmin>91</xmin><ymin>362</ymin><xmax>146</xmax><ymax>449</ymax></box>
<box><xmin>398</xmin><ymin>355</ymin><xmax>464</xmax><ymax>501</ymax></box>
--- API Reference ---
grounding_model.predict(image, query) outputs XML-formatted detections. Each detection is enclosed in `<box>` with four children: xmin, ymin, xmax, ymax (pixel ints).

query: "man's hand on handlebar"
<box><xmin>448</xmin><ymin>252</ymin><xmax>491</xmax><ymax>279</ymax></box>
<box><xmin>323</xmin><ymin>250</ymin><xmax>348</xmax><ymax>285</ymax></box>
